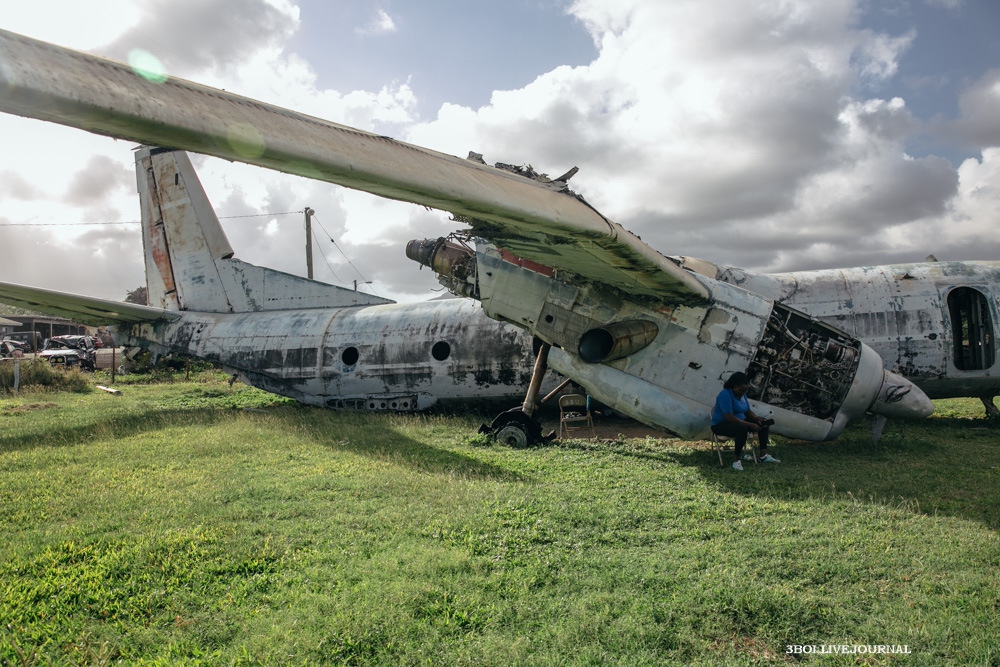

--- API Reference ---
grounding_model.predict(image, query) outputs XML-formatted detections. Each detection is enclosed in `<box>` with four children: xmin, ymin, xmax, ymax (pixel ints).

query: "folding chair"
<box><xmin>710</xmin><ymin>412</ymin><xmax>758</xmax><ymax>467</ymax></box>
<box><xmin>559</xmin><ymin>394</ymin><xmax>596</xmax><ymax>439</ymax></box>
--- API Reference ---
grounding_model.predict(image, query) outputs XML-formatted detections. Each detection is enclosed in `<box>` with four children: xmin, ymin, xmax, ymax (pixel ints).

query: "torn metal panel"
<box><xmin>746</xmin><ymin>305</ymin><xmax>862</xmax><ymax>420</ymax></box>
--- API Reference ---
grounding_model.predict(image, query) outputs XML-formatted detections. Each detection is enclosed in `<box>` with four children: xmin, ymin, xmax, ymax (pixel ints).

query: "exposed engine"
<box><xmin>405</xmin><ymin>236</ymin><xmax>479</xmax><ymax>299</ymax></box>
<box><xmin>747</xmin><ymin>305</ymin><xmax>861</xmax><ymax>420</ymax></box>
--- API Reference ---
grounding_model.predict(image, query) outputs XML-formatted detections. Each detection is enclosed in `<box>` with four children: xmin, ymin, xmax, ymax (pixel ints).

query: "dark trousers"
<box><xmin>711</xmin><ymin>421</ymin><xmax>769</xmax><ymax>459</ymax></box>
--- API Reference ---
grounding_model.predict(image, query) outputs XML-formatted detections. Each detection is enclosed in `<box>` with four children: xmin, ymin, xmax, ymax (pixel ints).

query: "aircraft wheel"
<box><xmin>496</xmin><ymin>421</ymin><xmax>531</xmax><ymax>448</ymax></box>
<box><xmin>489</xmin><ymin>409</ymin><xmax>540</xmax><ymax>448</ymax></box>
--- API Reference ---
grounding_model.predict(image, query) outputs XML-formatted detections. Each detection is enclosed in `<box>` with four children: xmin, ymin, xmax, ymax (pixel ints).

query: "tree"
<box><xmin>125</xmin><ymin>286</ymin><xmax>148</xmax><ymax>305</ymax></box>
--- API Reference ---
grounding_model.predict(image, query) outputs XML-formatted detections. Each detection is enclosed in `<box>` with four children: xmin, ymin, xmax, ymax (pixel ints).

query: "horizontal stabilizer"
<box><xmin>216</xmin><ymin>258</ymin><xmax>395</xmax><ymax>311</ymax></box>
<box><xmin>0</xmin><ymin>281</ymin><xmax>176</xmax><ymax>327</ymax></box>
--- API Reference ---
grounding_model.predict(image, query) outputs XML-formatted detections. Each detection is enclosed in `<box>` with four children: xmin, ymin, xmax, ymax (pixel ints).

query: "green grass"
<box><xmin>0</xmin><ymin>377</ymin><xmax>998</xmax><ymax>665</ymax></box>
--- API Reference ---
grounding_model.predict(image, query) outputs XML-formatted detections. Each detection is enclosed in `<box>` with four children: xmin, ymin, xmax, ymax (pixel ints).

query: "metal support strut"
<box><xmin>481</xmin><ymin>342</ymin><xmax>552</xmax><ymax>447</ymax></box>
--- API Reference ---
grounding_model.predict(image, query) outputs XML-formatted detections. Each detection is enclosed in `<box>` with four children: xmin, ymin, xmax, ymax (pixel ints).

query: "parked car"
<box><xmin>39</xmin><ymin>335</ymin><xmax>97</xmax><ymax>370</ymax></box>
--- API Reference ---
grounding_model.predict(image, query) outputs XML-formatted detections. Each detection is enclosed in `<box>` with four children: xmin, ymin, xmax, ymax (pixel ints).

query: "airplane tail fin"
<box><xmin>135</xmin><ymin>146</ymin><xmax>392</xmax><ymax>312</ymax></box>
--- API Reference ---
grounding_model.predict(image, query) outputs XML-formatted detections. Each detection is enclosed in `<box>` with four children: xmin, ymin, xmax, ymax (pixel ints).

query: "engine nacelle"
<box><xmin>578</xmin><ymin>320</ymin><xmax>659</xmax><ymax>363</ymax></box>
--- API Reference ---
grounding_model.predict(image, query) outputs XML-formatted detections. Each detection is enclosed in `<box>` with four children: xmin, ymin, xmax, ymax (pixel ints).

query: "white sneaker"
<box><xmin>732</xmin><ymin>460</ymin><xmax>744</xmax><ymax>471</ymax></box>
<box><xmin>760</xmin><ymin>454</ymin><xmax>780</xmax><ymax>463</ymax></box>
<box><xmin>742</xmin><ymin>453</ymin><xmax>755</xmax><ymax>461</ymax></box>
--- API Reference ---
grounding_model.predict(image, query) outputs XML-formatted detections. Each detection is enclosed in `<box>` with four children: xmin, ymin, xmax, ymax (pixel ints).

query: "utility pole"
<box><xmin>304</xmin><ymin>207</ymin><xmax>315</xmax><ymax>279</ymax></box>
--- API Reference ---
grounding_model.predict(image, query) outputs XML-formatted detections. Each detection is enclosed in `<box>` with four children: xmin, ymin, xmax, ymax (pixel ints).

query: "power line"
<box><xmin>218</xmin><ymin>211</ymin><xmax>301</xmax><ymax>220</ymax></box>
<box><xmin>0</xmin><ymin>210</ymin><xmax>303</xmax><ymax>227</ymax></box>
<box><xmin>310</xmin><ymin>213</ymin><xmax>379</xmax><ymax>297</ymax></box>
<box><xmin>309</xmin><ymin>226</ymin><xmax>345</xmax><ymax>284</ymax></box>
<box><xmin>1</xmin><ymin>207</ymin><xmax>381</xmax><ymax>296</ymax></box>
<box><xmin>0</xmin><ymin>220</ymin><xmax>139</xmax><ymax>227</ymax></box>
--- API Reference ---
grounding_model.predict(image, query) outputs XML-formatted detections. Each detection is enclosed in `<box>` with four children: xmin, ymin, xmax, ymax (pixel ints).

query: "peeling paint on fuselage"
<box><xmin>118</xmin><ymin>298</ymin><xmax>541</xmax><ymax>410</ymax></box>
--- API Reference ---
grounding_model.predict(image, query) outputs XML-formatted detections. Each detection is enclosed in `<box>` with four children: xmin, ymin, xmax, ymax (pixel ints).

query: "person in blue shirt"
<box><xmin>711</xmin><ymin>371</ymin><xmax>780</xmax><ymax>470</ymax></box>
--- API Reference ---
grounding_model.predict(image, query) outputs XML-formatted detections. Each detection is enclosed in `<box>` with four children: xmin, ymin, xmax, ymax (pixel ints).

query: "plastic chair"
<box><xmin>559</xmin><ymin>394</ymin><xmax>596</xmax><ymax>439</ymax></box>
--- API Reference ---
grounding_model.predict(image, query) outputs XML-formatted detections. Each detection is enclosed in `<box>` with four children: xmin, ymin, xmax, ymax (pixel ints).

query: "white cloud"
<box><xmin>356</xmin><ymin>9</ymin><xmax>397</xmax><ymax>36</ymax></box>
<box><xmin>0</xmin><ymin>2</ymin><xmax>142</xmax><ymax>49</ymax></box>
<box><xmin>404</xmin><ymin>0</ymin><xmax>997</xmax><ymax>275</ymax></box>
<box><xmin>1</xmin><ymin>0</ymin><xmax>997</xmax><ymax>305</ymax></box>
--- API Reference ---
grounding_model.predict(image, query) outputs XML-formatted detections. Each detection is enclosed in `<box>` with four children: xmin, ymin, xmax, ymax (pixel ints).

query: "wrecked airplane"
<box><xmin>3</xmin><ymin>30</ymin><xmax>996</xmax><ymax>444</ymax></box>
<box><xmin>0</xmin><ymin>146</ymin><xmax>550</xmax><ymax>411</ymax></box>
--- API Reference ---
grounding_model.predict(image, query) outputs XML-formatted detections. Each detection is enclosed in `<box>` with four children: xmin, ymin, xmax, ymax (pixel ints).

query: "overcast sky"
<box><xmin>1</xmin><ymin>0</ymin><xmax>998</xmax><ymax>304</ymax></box>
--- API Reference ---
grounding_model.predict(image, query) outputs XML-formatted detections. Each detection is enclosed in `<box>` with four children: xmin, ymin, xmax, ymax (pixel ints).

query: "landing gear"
<box><xmin>481</xmin><ymin>341</ymin><xmax>555</xmax><ymax>447</ymax></box>
<box><xmin>486</xmin><ymin>408</ymin><xmax>543</xmax><ymax>448</ymax></box>
<box><xmin>980</xmin><ymin>393</ymin><xmax>999</xmax><ymax>418</ymax></box>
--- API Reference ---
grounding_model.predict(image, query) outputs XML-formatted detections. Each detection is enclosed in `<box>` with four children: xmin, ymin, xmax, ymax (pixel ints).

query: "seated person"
<box><xmin>711</xmin><ymin>372</ymin><xmax>779</xmax><ymax>470</ymax></box>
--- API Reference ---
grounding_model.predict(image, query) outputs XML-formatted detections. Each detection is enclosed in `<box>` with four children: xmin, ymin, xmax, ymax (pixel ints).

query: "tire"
<box><xmin>488</xmin><ymin>408</ymin><xmax>542</xmax><ymax>448</ymax></box>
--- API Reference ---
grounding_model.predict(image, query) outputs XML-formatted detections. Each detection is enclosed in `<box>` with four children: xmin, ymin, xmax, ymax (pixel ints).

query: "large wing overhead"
<box><xmin>0</xmin><ymin>30</ymin><xmax>707</xmax><ymax>306</ymax></box>
<box><xmin>0</xmin><ymin>282</ymin><xmax>177</xmax><ymax>328</ymax></box>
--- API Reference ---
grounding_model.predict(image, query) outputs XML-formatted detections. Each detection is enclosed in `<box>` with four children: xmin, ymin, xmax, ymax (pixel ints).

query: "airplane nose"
<box><xmin>869</xmin><ymin>370</ymin><xmax>934</xmax><ymax>419</ymax></box>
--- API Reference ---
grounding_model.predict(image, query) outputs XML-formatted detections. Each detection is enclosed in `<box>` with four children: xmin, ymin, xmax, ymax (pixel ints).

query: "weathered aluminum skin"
<box><xmin>720</xmin><ymin>263</ymin><xmax>1000</xmax><ymax>399</ymax></box>
<box><xmin>129</xmin><ymin>147</ymin><xmax>548</xmax><ymax>409</ymax></box>
<box><xmin>415</xmin><ymin>240</ymin><xmax>931</xmax><ymax>439</ymax></box>
<box><xmin>0</xmin><ymin>146</ymin><xmax>552</xmax><ymax>411</ymax></box>
<box><xmin>120</xmin><ymin>299</ymin><xmax>539</xmax><ymax>410</ymax></box>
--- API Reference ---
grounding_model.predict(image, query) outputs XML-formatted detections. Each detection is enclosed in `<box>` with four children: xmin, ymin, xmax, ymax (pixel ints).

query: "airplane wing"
<box><xmin>0</xmin><ymin>281</ymin><xmax>178</xmax><ymax>327</ymax></box>
<box><xmin>0</xmin><ymin>29</ymin><xmax>708</xmax><ymax>307</ymax></box>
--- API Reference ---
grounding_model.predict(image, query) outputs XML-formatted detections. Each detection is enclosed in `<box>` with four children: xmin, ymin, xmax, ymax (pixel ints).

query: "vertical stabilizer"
<box><xmin>135</xmin><ymin>146</ymin><xmax>394</xmax><ymax>313</ymax></box>
<box><xmin>136</xmin><ymin>146</ymin><xmax>233</xmax><ymax>311</ymax></box>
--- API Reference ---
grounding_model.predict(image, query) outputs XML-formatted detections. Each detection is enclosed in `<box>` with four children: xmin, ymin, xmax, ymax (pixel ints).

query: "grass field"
<box><xmin>1</xmin><ymin>373</ymin><xmax>998</xmax><ymax>665</ymax></box>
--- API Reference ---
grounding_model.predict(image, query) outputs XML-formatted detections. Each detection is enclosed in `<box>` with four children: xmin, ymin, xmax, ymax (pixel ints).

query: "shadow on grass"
<box><xmin>0</xmin><ymin>406</ymin><xmax>230</xmax><ymax>454</ymax></box>
<box><xmin>0</xmin><ymin>403</ymin><xmax>523</xmax><ymax>484</ymax></box>
<box><xmin>551</xmin><ymin>414</ymin><xmax>999</xmax><ymax>529</ymax></box>
<box><xmin>292</xmin><ymin>412</ymin><xmax>527</xmax><ymax>483</ymax></box>
<box><xmin>666</xmin><ymin>417</ymin><xmax>1000</xmax><ymax>531</ymax></box>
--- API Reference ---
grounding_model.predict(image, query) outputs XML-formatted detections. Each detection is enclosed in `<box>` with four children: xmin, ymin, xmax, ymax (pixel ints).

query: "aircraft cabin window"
<box><xmin>342</xmin><ymin>347</ymin><xmax>359</xmax><ymax>366</ymax></box>
<box><xmin>432</xmin><ymin>341</ymin><xmax>451</xmax><ymax>361</ymax></box>
<box><xmin>948</xmin><ymin>287</ymin><xmax>995</xmax><ymax>370</ymax></box>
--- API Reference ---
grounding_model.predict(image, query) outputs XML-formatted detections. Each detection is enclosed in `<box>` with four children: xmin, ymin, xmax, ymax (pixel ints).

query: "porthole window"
<box><xmin>431</xmin><ymin>341</ymin><xmax>451</xmax><ymax>361</ymax></box>
<box><xmin>341</xmin><ymin>346</ymin><xmax>359</xmax><ymax>366</ymax></box>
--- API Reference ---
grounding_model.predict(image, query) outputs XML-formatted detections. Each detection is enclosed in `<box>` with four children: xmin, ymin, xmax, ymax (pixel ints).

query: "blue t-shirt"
<box><xmin>711</xmin><ymin>388</ymin><xmax>749</xmax><ymax>425</ymax></box>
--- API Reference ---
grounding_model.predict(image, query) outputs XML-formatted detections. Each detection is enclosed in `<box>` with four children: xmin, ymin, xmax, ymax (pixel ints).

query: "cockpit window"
<box><xmin>948</xmin><ymin>287</ymin><xmax>995</xmax><ymax>370</ymax></box>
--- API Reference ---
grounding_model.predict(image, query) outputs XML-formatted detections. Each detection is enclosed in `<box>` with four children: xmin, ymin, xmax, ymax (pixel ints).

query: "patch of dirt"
<box><xmin>541</xmin><ymin>412</ymin><xmax>679</xmax><ymax>441</ymax></box>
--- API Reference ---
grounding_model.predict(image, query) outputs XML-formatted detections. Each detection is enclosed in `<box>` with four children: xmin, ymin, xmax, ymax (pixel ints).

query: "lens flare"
<box><xmin>127</xmin><ymin>49</ymin><xmax>167</xmax><ymax>84</ymax></box>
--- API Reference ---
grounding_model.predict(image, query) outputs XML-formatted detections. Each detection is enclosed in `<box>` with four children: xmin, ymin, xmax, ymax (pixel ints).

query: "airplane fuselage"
<box><xmin>718</xmin><ymin>261</ymin><xmax>1000</xmax><ymax>401</ymax></box>
<box><xmin>119</xmin><ymin>298</ymin><xmax>541</xmax><ymax>411</ymax></box>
